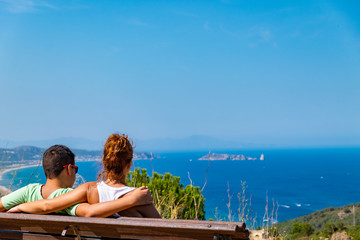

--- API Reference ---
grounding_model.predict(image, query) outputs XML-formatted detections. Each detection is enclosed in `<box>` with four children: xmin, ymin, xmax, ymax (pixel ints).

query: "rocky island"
<box><xmin>198</xmin><ymin>153</ymin><xmax>264</xmax><ymax>161</ymax></box>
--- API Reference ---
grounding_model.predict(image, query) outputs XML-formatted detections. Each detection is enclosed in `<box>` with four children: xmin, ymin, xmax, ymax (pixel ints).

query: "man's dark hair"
<box><xmin>43</xmin><ymin>145</ymin><xmax>75</xmax><ymax>179</ymax></box>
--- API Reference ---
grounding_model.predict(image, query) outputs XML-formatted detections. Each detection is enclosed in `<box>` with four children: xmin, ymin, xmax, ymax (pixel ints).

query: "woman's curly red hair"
<box><xmin>98</xmin><ymin>133</ymin><xmax>133</xmax><ymax>181</ymax></box>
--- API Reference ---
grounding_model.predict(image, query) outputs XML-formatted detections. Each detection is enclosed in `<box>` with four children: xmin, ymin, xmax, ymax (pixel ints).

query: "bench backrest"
<box><xmin>0</xmin><ymin>213</ymin><xmax>249</xmax><ymax>240</ymax></box>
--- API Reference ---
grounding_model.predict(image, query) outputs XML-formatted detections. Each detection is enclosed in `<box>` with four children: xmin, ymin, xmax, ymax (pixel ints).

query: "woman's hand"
<box><xmin>126</xmin><ymin>186</ymin><xmax>154</xmax><ymax>206</ymax></box>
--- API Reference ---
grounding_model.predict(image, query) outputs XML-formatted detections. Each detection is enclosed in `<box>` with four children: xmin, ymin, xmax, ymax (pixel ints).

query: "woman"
<box><xmin>9</xmin><ymin>133</ymin><xmax>161</xmax><ymax>218</ymax></box>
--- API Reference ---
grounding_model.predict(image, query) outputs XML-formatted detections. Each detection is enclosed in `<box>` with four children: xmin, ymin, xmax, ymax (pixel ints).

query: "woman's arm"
<box><xmin>7</xmin><ymin>183</ymin><xmax>92</xmax><ymax>214</ymax></box>
<box><xmin>75</xmin><ymin>186</ymin><xmax>154</xmax><ymax>217</ymax></box>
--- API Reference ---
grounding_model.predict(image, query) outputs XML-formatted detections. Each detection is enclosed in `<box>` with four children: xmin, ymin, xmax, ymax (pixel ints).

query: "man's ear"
<box><xmin>65</xmin><ymin>165</ymin><xmax>72</xmax><ymax>175</ymax></box>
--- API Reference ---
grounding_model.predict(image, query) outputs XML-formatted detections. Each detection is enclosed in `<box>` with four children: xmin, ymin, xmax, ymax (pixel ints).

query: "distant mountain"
<box><xmin>2</xmin><ymin>136</ymin><xmax>359</xmax><ymax>152</ymax></box>
<box><xmin>0</xmin><ymin>146</ymin><xmax>43</xmax><ymax>163</ymax></box>
<box><xmin>0</xmin><ymin>138</ymin><xmax>103</xmax><ymax>151</ymax></box>
<box><xmin>0</xmin><ymin>146</ymin><xmax>158</xmax><ymax>165</ymax></box>
<box><xmin>135</xmin><ymin>135</ymin><xmax>266</xmax><ymax>151</ymax></box>
<box><xmin>0</xmin><ymin>135</ymin><xmax>276</xmax><ymax>152</ymax></box>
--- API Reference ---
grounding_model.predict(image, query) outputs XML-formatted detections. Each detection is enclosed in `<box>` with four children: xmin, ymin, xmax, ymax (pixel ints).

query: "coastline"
<box><xmin>0</xmin><ymin>163</ymin><xmax>41</xmax><ymax>181</ymax></box>
<box><xmin>0</xmin><ymin>159</ymin><xmax>96</xmax><ymax>181</ymax></box>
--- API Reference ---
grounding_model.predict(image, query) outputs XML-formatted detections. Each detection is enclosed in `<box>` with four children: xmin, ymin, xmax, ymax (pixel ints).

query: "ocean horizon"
<box><xmin>1</xmin><ymin>147</ymin><xmax>359</xmax><ymax>227</ymax></box>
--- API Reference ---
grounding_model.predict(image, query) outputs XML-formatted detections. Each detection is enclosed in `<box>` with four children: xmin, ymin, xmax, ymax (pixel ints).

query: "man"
<box><xmin>0</xmin><ymin>145</ymin><xmax>152</xmax><ymax>216</ymax></box>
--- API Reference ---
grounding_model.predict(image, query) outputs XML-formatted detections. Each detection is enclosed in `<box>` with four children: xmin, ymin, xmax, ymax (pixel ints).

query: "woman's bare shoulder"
<box><xmin>74</xmin><ymin>182</ymin><xmax>96</xmax><ymax>191</ymax></box>
<box><xmin>84</xmin><ymin>182</ymin><xmax>99</xmax><ymax>204</ymax></box>
<box><xmin>84</xmin><ymin>182</ymin><xmax>97</xmax><ymax>188</ymax></box>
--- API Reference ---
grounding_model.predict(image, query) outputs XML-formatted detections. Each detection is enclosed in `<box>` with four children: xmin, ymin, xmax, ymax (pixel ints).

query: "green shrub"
<box><xmin>321</xmin><ymin>223</ymin><xmax>337</xmax><ymax>238</ymax></box>
<box><xmin>336</xmin><ymin>221</ymin><xmax>345</xmax><ymax>231</ymax></box>
<box><xmin>346</xmin><ymin>226</ymin><xmax>360</xmax><ymax>240</ymax></box>
<box><xmin>126</xmin><ymin>168</ymin><xmax>205</xmax><ymax>220</ymax></box>
<box><xmin>290</xmin><ymin>222</ymin><xmax>315</xmax><ymax>239</ymax></box>
<box><xmin>268</xmin><ymin>226</ymin><xmax>281</xmax><ymax>239</ymax></box>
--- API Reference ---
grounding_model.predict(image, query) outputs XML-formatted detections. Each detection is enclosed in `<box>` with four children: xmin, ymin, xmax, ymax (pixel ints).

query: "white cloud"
<box><xmin>203</xmin><ymin>21</ymin><xmax>211</xmax><ymax>31</ymax></box>
<box><xmin>171</xmin><ymin>10</ymin><xmax>199</xmax><ymax>18</ymax></box>
<box><xmin>0</xmin><ymin>0</ymin><xmax>55</xmax><ymax>13</ymax></box>
<box><xmin>219</xmin><ymin>24</ymin><xmax>242</xmax><ymax>40</ymax></box>
<box><xmin>219</xmin><ymin>23</ymin><xmax>276</xmax><ymax>48</ymax></box>
<box><xmin>122</xmin><ymin>18</ymin><xmax>156</xmax><ymax>28</ymax></box>
<box><xmin>259</xmin><ymin>29</ymin><xmax>272</xmax><ymax>41</ymax></box>
<box><xmin>247</xmin><ymin>28</ymin><xmax>275</xmax><ymax>47</ymax></box>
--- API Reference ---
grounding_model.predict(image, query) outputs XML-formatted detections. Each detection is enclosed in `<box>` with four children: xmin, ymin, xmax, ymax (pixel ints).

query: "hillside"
<box><xmin>275</xmin><ymin>202</ymin><xmax>360</xmax><ymax>233</ymax></box>
<box><xmin>0</xmin><ymin>146</ymin><xmax>159</xmax><ymax>166</ymax></box>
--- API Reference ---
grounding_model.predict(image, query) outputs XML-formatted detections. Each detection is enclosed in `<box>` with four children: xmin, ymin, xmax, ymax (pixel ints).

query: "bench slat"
<box><xmin>0</xmin><ymin>213</ymin><xmax>249</xmax><ymax>240</ymax></box>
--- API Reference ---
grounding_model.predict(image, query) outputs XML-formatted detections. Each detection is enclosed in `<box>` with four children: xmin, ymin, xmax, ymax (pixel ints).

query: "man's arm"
<box><xmin>0</xmin><ymin>186</ymin><xmax>28</xmax><ymax>211</ymax></box>
<box><xmin>0</xmin><ymin>198</ymin><xmax>6</xmax><ymax>212</ymax></box>
<box><xmin>7</xmin><ymin>183</ymin><xmax>91</xmax><ymax>214</ymax></box>
<box><xmin>8</xmin><ymin>185</ymin><xmax>154</xmax><ymax>217</ymax></box>
<box><xmin>74</xmin><ymin>186</ymin><xmax>154</xmax><ymax>217</ymax></box>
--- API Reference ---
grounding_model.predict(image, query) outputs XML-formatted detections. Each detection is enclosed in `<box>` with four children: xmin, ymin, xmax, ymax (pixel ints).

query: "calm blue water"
<box><xmin>1</xmin><ymin>147</ymin><xmax>360</xmax><ymax>225</ymax></box>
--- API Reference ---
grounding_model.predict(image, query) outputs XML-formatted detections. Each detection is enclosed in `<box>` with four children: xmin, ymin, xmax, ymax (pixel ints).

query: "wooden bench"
<box><xmin>0</xmin><ymin>213</ymin><xmax>249</xmax><ymax>240</ymax></box>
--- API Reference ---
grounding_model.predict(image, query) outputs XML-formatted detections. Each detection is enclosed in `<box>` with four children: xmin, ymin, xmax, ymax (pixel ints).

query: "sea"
<box><xmin>1</xmin><ymin>147</ymin><xmax>359</xmax><ymax>226</ymax></box>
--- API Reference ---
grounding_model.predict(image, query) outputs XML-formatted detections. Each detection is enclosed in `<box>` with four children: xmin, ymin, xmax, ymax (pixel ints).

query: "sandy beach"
<box><xmin>0</xmin><ymin>164</ymin><xmax>40</xmax><ymax>195</ymax></box>
<box><xmin>0</xmin><ymin>163</ymin><xmax>41</xmax><ymax>181</ymax></box>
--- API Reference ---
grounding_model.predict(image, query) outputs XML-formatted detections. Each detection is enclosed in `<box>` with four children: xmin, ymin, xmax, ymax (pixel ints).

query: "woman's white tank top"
<box><xmin>97</xmin><ymin>181</ymin><xmax>135</xmax><ymax>203</ymax></box>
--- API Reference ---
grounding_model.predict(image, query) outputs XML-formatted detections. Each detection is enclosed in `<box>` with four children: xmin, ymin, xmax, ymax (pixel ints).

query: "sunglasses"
<box><xmin>63</xmin><ymin>164</ymin><xmax>79</xmax><ymax>174</ymax></box>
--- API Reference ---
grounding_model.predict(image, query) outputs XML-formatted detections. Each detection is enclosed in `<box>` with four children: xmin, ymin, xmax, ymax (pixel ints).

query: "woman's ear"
<box><xmin>126</xmin><ymin>161</ymin><xmax>132</xmax><ymax>171</ymax></box>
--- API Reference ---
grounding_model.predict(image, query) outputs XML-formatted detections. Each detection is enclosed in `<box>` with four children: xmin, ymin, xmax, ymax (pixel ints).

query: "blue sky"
<box><xmin>0</xmin><ymin>0</ymin><xmax>359</xmax><ymax>147</ymax></box>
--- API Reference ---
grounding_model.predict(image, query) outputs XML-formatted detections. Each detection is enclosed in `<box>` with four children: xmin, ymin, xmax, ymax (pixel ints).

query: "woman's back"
<box><xmin>92</xmin><ymin>133</ymin><xmax>161</xmax><ymax>218</ymax></box>
<box><xmin>96</xmin><ymin>181</ymin><xmax>135</xmax><ymax>203</ymax></box>
<box><xmin>85</xmin><ymin>180</ymin><xmax>160</xmax><ymax>218</ymax></box>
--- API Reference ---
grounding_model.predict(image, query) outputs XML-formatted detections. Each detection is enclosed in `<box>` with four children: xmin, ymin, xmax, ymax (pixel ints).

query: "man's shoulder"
<box><xmin>22</xmin><ymin>183</ymin><xmax>42</xmax><ymax>191</ymax></box>
<box><xmin>3</xmin><ymin>183</ymin><xmax>41</xmax><ymax>197</ymax></box>
<box><xmin>0</xmin><ymin>183</ymin><xmax>42</xmax><ymax>209</ymax></box>
<box><xmin>27</xmin><ymin>183</ymin><xmax>42</xmax><ymax>188</ymax></box>
<box><xmin>51</xmin><ymin>187</ymin><xmax>73</xmax><ymax>197</ymax></box>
